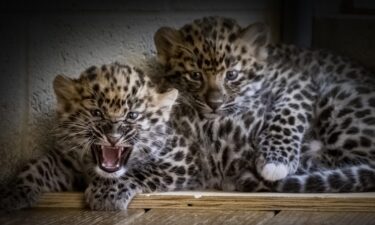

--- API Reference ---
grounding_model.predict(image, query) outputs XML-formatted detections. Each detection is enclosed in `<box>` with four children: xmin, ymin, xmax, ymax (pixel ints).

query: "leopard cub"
<box><xmin>154</xmin><ymin>16</ymin><xmax>375</xmax><ymax>192</ymax></box>
<box><xmin>0</xmin><ymin>63</ymin><xmax>203</xmax><ymax>210</ymax></box>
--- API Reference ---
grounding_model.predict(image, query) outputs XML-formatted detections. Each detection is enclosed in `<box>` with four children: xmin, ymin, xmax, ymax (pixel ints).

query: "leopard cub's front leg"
<box><xmin>85</xmin><ymin>177</ymin><xmax>140</xmax><ymax>211</ymax></box>
<box><xmin>256</xmin><ymin>80</ymin><xmax>315</xmax><ymax>181</ymax></box>
<box><xmin>256</xmin><ymin>129</ymin><xmax>301</xmax><ymax>181</ymax></box>
<box><xmin>85</xmin><ymin>166</ymin><xmax>194</xmax><ymax>210</ymax></box>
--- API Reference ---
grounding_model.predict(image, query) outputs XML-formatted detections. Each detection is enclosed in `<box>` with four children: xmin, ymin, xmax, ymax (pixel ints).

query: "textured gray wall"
<box><xmin>0</xmin><ymin>0</ymin><xmax>281</xmax><ymax>182</ymax></box>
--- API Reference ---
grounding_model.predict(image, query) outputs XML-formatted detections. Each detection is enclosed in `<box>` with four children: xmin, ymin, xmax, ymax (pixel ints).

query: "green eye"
<box><xmin>225</xmin><ymin>70</ymin><xmax>239</xmax><ymax>81</ymax></box>
<box><xmin>189</xmin><ymin>72</ymin><xmax>202</xmax><ymax>81</ymax></box>
<box><xmin>90</xmin><ymin>109</ymin><xmax>103</xmax><ymax>118</ymax></box>
<box><xmin>127</xmin><ymin>112</ymin><xmax>139</xmax><ymax>120</ymax></box>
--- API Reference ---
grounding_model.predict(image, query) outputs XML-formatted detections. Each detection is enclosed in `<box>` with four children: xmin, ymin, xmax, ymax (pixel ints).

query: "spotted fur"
<box><xmin>0</xmin><ymin>63</ymin><xmax>206</xmax><ymax>210</ymax></box>
<box><xmin>153</xmin><ymin>16</ymin><xmax>375</xmax><ymax>191</ymax></box>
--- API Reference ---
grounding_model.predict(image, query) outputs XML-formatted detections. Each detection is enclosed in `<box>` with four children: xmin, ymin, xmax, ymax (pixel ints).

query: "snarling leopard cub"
<box><xmin>154</xmin><ymin>16</ymin><xmax>375</xmax><ymax>191</ymax></box>
<box><xmin>0</xmin><ymin>63</ymin><xmax>205</xmax><ymax>210</ymax></box>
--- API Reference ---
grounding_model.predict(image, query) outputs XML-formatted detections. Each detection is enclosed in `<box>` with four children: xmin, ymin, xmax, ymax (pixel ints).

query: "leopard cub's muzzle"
<box><xmin>92</xmin><ymin>122</ymin><xmax>134</xmax><ymax>173</ymax></box>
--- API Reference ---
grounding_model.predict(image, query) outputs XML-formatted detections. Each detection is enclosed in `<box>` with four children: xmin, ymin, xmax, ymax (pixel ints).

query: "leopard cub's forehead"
<box><xmin>79</xmin><ymin>64</ymin><xmax>146</xmax><ymax>93</ymax></box>
<box><xmin>183</xmin><ymin>17</ymin><xmax>240</xmax><ymax>36</ymax></box>
<box><xmin>76</xmin><ymin>63</ymin><xmax>149</xmax><ymax>116</ymax></box>
<box><xmin>173</xmin><ymin>17</ymin><xmax>244</xmax><ymax>72</ymax></box>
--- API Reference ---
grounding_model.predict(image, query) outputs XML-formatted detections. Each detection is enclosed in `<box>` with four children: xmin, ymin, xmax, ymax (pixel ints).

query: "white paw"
<box><xmin>261</xmin><ymin>163</ymin><xmax>289</xmax><ymax>181</ymax></box>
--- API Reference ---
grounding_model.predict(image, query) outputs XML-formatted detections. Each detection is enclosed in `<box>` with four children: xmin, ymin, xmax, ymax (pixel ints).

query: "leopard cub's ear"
<box><xmin>157</xmin><ymin>88</ymin><xmax>178</xmax><ymax>107</ymax></box>
<box><xmin>239</xmin><ymin>22</ymin><xmax>270</xmax><ymax>61</ymax></box>
<box><xmin>153</xmin><ymin>88</ymin><xmax>179</xmax><ymax>109</ymax></box>
<box><xmin>154</xmin><ymin>27</ymin><xmax>184</xmax><ymax>65</ymax></box>
<box><xmin>53</xmin><ymin>75</ymin><xmax>77</xmax><ymax>103</ymax></box>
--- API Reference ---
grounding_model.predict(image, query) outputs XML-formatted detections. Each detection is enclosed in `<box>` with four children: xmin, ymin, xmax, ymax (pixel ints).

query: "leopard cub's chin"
<box><xmin>94</xmin><ymin>165</ymin><xmax>127</xmax><ymax>178</ymax></box>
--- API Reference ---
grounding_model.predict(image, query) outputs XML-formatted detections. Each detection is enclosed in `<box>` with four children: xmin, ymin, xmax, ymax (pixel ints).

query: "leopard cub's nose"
<box><xmin>106</xmin><ymin>134</ymin><xmax>121</xmax><ymax>146</ymax></box>
<box><xmin>207</xmin><ymin>101</ymin><xmax>222</xmax><ymax>111</ymax></box>
<box><xmin>206</xmin><ymin>91</ymin><xmax>223</xmax><ymax>111</ymax></box>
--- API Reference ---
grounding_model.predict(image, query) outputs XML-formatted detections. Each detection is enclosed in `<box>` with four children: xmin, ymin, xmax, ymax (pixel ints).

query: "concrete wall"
<box><xmin>0</xmin><ymin>0</ymin><xmax>281</xmax><ymax>182</ymax></box>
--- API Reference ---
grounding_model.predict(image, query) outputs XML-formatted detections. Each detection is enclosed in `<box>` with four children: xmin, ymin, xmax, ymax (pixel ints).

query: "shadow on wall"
<box><xmin>0</xmin><ymin>114</ymin><xmax>56</xmax><ymax>184</ymax></box>
<box><xmin>313</xmin><ymin>17</ymin><xmax>375</xmax><ymax>72</ymax></box>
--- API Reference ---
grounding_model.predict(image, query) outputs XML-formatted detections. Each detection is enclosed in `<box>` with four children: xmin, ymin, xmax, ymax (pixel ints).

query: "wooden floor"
<box><xmin>1</xmin><ymin>192</ymin><xmax>375</xmax><ymax>225</ymax></box>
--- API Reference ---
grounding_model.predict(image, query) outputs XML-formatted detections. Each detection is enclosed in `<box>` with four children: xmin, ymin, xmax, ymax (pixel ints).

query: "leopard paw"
<box><xmin>260</xmin><ymin>163</ymin><xmax>289</xmax><ymax>181</ymax></box>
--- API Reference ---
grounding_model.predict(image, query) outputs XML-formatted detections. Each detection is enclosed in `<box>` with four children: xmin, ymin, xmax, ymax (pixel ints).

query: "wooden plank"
<box><xmin>35</xmin><ymin>191</ymin><xmax>375</xmax><ymax>212</ymax></box>
<box><xmin>263</xmin><ymin>211</ymin><xmax>375</xmax><ymax>225</ymax></box>
<box><xmin>37</xmin><ymin>192</ymin><xmax>86</xmax><ymax>208</ymax></box>
<box><xmin>129</xmin><ymin>209</ymin><xmax>274</xmax><ymax>225</ymax></box>
<box><xmin>0</xmin><ymin>208</ymin><xmax>145</xmax><ymax>225</ymax></box>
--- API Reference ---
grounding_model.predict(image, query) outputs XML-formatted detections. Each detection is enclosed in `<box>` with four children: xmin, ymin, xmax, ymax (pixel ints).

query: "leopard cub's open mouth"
<box><xmin>92</xmin><ymin>145</ymin><xmax>132</xmax><ymax>173</ymax></box>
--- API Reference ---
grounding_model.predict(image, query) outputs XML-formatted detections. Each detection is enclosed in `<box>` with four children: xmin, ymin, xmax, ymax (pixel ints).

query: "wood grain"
<box><xmin>0</xmin><ymin>208</ymin><xmax>145</xmax><ymax>225</ymax></box>
<box><xmin>264</xmin><ymin>211</ymin><xmax>375</xmax><ymax>225</ymax></box>
<box><xmin>128</xmin><ymin>209</ymin><xmax>274</xmax><ymax>225</ymax></box>
<box><xmin>35</xmin><ymin>192</ymin><xmax>375</xmax><ymax>212</ymax></box>
<box><xmin>38</xmin><ymin>192</ymin><xmax>86</xmax><ymax>208</ymax></box>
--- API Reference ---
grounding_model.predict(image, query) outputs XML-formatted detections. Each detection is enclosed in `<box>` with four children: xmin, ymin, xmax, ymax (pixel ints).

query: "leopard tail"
<box><xmin>275</xmin><ymin>164</ymin><xmax>375</xmax><ymax>192</ymax></box>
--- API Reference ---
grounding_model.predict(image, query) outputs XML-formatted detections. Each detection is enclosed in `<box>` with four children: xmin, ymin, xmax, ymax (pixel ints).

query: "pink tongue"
<box><xmin>102</xmin><ymin>147</ymin><xmax>121</xmax><ymax>168</ymax></box>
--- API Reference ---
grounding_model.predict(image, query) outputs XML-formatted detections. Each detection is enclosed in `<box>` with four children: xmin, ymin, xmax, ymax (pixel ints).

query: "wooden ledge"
<box><xmin>36</xmin><ymin>192</ymin><xmax>375</xmax><ymax>212</ymax></box>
